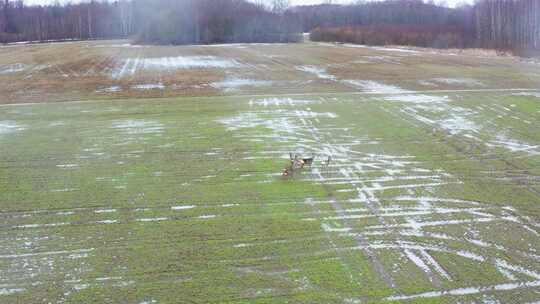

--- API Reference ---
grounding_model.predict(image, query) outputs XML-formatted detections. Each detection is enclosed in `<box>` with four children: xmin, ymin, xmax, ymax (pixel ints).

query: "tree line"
<box><xmin>474</xmin><ymin>0</ymin><xmax>539</xmax><ymax>53</ymax></box>
<box><xmin>0</xmin><ymin>0</ymin><xmax>538</xmax><ymax>54</ymax></box>
<box><xmin>0</xmin><ymin>0</ymin><xmax>301</xmax><ymax>44</ymax></box>
<box><xmin>0</xmin><ymin>0</ymin><xmax>132</xmax><ymax>42</ymax></box>
<box><xmin>299</xmin><ymin>0</ymin><xmax>539</xmax><ymax>53</ymax></box>
<box><xmin>133</xmin><ymin>0</ymin><xmax>301</xmax><ymax>44</ymax></box>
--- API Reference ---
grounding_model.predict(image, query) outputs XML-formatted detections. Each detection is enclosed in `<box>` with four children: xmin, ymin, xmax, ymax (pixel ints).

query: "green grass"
<box><xmin>1</xmin><ymin>43</ymin><xmax>540</xmax><ymax>303</ymax></box>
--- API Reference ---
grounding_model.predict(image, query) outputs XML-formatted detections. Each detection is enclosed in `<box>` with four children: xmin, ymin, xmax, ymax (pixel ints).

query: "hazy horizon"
<box><xmin>23</xmin><ymin>0</ymin><xmax>474</xmax><ymax>8</ymax></box>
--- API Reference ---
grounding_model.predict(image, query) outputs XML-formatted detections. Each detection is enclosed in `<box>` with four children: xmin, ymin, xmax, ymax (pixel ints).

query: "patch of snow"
<box><xmin>322</xmin><ymin>223</ymin><xmax>352</xmax><ymax>232</ymax></box>
<box><xmin>222</xmin><ymin>203</ymin><xmax>239</xmax><ymax>207</ymax></box>
<box><xmin>0</xmin><ymin>63</ymin><xmax>27</xmax><ymax>74</ymax></box>
<box><xmin>56</xmin><ymin>164</ymin><xmax>79</xmax><ymax>169</ymax></box>
<box><xmin>136</xmin><ymin>217</ymin><xmax>168</xmax><ymax>222</ymax></box>
<box><xmin>487</xmin><ymin>134</ymin><xmax>539</xmax><ymax>154</ymax></box>
<box><xmin>131</xmin><ymin>83</ymin><xmax>165</xmax><ymax>90</ymax></box>
<box><xmin>385</xmin><ymin>95</ymin><xmax>450</xmax><ymax>104</ymax></box>
<box><xmin>404</xmin><ymin>249</ymin><xmax>432</xmax><ymax>274</ymax></box>
<box><xmin>439</xmin><ymin>115</ymin><xmax>479</xmax><ymax>135</ymax></box>
<box><xmin>112</xmin><ymin>120</ymin><xmax>164</xmax><ymax>135</ymax></box>
<box><xmin>432</xmin><ymin>78</ymin><xmax>484</xmax><ymax>87</ymax></box>
<box><xmin>94</xmin><ymin>209</ymin><xmax>117</xmax><ymax>214</ymax></box>
<box><xmin>343</xmin><ymin>80</ymin><xmax>409</xmax><ymax>94</ymax></box>
<box><xmin>250</xmin><ymin>97</ymin><xmax>318</xmax><ymax>107</ymax></box>
<box><xmin>94</xmin><ymin>43</ymin><xmax>149</xmax><ymax>48</ymax></box>
<box><xmin>296</xmin><ymin>65</ymin><xmax>336</xmax><ymax>81</ymax></box>
<box><xmin>512</xmin><ymin>92</ymin><xmax>540</xmax><ymax>98</ymax></box>
<box><xmin>112</xmin><ymin>56</ymin><xmax>241</xmax><ymax>79</ymax></box>
<box><xmin>0</xmin><ymin>288</ymin><xmax>26</xmax><ymax>295</ymax></box>
<box><xmin>171</xmin><ymin>205</ymin><xmax>196</xmax><ymax>210</ymax></box>
<box><xmin>96</xmin><ymin>86</ymin><xmax>122</xmax><ymax>93</ymax></box>
<box><xmin>210</xmin><ymin>78</ymin><xmax>273</xmax><ymax>92</ymax></box>
<box><xmin>386</xmin><ymin>280</ymin><xmax>540</xmax><ymax>301</ymax></box>
<box><xmin>95</xmin><ymin>220</ymin><xmax>118</xmax><ymax>224</ymax></box>
<box><xmin>0</xmin><ymin>121</ymin><xmax>25</xmax><ymax>135</ymax></box>
<box><xmin>342</xmin><ymin>44</ymin><xmax>419</xmax><ymax>54</ymax></box>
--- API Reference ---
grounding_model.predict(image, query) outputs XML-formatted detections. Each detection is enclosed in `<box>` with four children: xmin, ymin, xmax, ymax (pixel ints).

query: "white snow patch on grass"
<box><xmin>94</xmin><ymin>43</ymin><xmax>149</xmax><ymax>48</ymax></box>
<box><xmin>512</xmin><ymin>92</ymin><xmax>540</xmax><ymax>98</ymax></box>
<box><xmin>342</xmin><ymin>44</ymin><xmax>419</xmax><ymax>54</ymax></box>
<box><xmin>432</xmin><ymin>78</ymin><xmax>484</xmax><ymax>87</ymax></box>
<box><xmin>0</xmin><ymin>288</ymin><xmax>26</xmax><ymax>295</ymax></box>
<box><xmin>56</xmin><ymin>164</ymin><xmax>79</xmax><ymax>169</ymax></box>
<box><xmin>404</xmin><ymin>249</ymin><xmax>432</xmax><ymax>274</ymax></box>
<box><xmin>296</xmin><ymin>65</ymin><xmax>336</xmax><ymax>81</ymax></box>
<box><xmin>343</xmin><ymin>80</ymin><xmax>409</xmax><ymax>94</ymax></box>
<box><xmin>95</xmin><ymin>220</ymin><xmax>118</xmax><ymax>224</ymax></box>
<box><xmin>250</xmin><ymin>97</ymin><xmax>318</xmax><ymax>107</ymax></box>
<box><xmin>112</xmin><ymin>56</ymin><xmax>241</xmax><ymax>79</ymax></box>
<box><xmin>322</xmin><ymin>223</ymin><xmax>352</xmax><ymax>232</ymax></box>
<box><xmin>386</xmin><ymin>280</ymin><xmax>540</xmax><ymax>301</ymax></box>
<box><xmin>0</xmin><ymin>63</ymin><xmax>27</xmax><ymax>74</ymax></box>
<box><xmin>96</xmin><ymin>86</ymin><xmax>122</xmax><ymax>93</ymax></box>
<box><xmin>112</xmin><ymin>120</ymin><xmax>164</xmax><ymax>135</ymax></box>
<box><xmin>94</xmin><ymin>209</ymin><xmax>117</xmax><ymax>214</ymax></box>
<box><xmin>0</xmin><ymin>121</ymin><xmax>25</xmax><ymax>135</ymax></box>
<box><xmin>439</xmin><ymin>115</ymin><xmax>480</xmax><ymax>135</ymax></box>
<box><xmin>136</xmin><ymin>217</ymin><xmax>168</xmax><ymax>222</ymax></box>
<box><xmin>487</xmin><ymin>134</ymin><xmax>539</xmax><ymax>154</ymax></box>
<box><xmin>210</xmin><ymin>78</ymin><xmax>273</xmax><ymax>92</ymax></box>
<box><xmin>385</xmin><ymin>95</ymin><xmax>450</xmax><ymax>104</ymax></box>
<box><xmin>131</xmin><ymin>83</ymin><xmax>165</xmax><ymax>90</ymax></box>
<box><xmin>171</xmin><ymin>205</ymin><xmax>196</xmax><ymax>210</ymax></box>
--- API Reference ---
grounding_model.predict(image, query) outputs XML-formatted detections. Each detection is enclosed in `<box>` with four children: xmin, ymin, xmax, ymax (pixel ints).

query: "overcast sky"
<box><xmin>24</xmin><ymin>0</ymin><xmax>473</xmax><ymax>8</ymax></box>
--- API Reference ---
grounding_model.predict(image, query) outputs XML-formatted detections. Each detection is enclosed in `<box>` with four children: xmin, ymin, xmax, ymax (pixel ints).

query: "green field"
<box><xmin>1</xmin><ymin>41</ymin><xmax>540</xmax><ymax>303</ymax></box>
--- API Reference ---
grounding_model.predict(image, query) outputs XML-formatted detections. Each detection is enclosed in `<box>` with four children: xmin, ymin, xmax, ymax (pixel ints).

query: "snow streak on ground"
<box><xmin>295</xmin><ymin>66</ymin><xmax>337</xmax><ymax>81</ymax></box>
<box><xmin>131</xmin><ymin>83</ymin><xmax>165</xmax><ymax>90</ymax></box>
<box><xmin>219</xmin><ymin>95</ymin><xmax>540</xmax><ymax>302</ymax></box>
<box><xmin>112</xmin><ymin>56</ymin><xmax>242</xmax><ymax>79</ymax></box>
<box><xmin>344</xmin><ymin>80</ymin><xmax>410</xmax><ymax>94</ymax></box>
<box><xmin>96</xmin><ymin>86</ymin><xmax>122</xmax><ymax>93</ymax></box>
<box><xmin>0</xmin><ymin>63</ymin><xmax>27</xmax><ymax>74</ymax></box>
<box><xmin>210</xmin><ymin>78</ymin><xmax>273</xmax><ymax>92</ymax></box>
<box><xmin>383</xmin><ymin>88</ymin><xmax>539</xmax><ymax>155</ymax></box>
<box><xmin>513</xmin><ymin>92</ymin><xmax>540</xmax><ymax>98</ymax></box>
<box><xmin>0</xmin><ymin>121</ymin><xmax>25</xmax><ymax>135</ymax></box>
<box><xmin>112</xmin><ymin>120</ymin><xmax>164</xmax><ymax>137</ymax></box>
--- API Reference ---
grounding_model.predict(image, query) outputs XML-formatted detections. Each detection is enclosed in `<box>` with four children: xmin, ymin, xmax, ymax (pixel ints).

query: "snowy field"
<box><xmin>0</xmin><ymin>40</ymin><xmax>539</xmax><ymax>303</ymax></box>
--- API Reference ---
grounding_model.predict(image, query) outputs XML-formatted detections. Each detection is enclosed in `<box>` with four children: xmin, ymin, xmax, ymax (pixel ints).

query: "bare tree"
<box><xmin>272</xmin><ymin>0</ymin><xmax>290</xmax><ymax>14</ymax></box>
